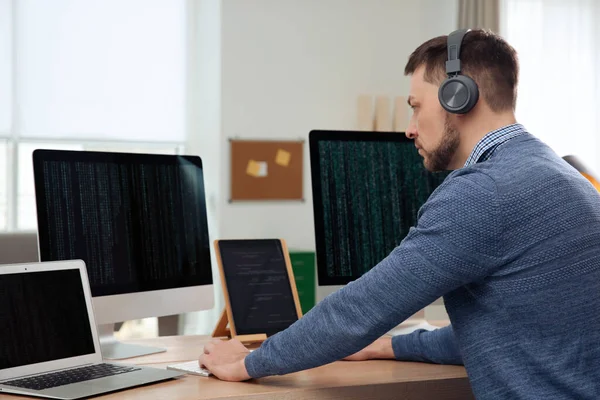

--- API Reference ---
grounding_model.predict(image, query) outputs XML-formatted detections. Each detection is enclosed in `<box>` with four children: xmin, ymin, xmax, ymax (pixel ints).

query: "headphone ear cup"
<box><xmin>438</xmin><ymin>75</ymin><xmax>479</xmax><ymax>114</ymax></box>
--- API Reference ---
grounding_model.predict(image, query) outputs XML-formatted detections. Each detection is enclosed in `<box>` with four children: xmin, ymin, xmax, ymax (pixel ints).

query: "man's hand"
<box><xmin>343</xmin><ymin>337</ymin><xmax>394</xmax><ymax>361</ymax></box>
<box><xmin>199</xmin><ymin>339</ymin><xmax>252</xmax><ymax>381</ymax></box>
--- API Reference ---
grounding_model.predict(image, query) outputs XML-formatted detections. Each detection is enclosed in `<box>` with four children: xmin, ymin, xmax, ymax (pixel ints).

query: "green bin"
<box><xmin>288</xmin><ymin>250</ymin><xmax>316</xmax><ymax>315</ymax></box>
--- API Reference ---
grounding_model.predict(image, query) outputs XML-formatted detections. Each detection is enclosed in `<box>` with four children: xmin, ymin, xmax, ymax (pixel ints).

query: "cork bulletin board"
<box><xmin>230</xmin><ymin>139</ymin><xmax>304</xmax><ymax>201</ymax></box>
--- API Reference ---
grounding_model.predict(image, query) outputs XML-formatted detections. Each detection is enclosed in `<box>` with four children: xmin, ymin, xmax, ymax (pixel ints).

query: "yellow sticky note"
<box><xmin>246</xmin><ymin>160</ymin><xmax>261</xmax><ymax>177</ymax></box>
<box><xmin>275</xmin><ymin>149</ymin><xmax>291</xmax><ymax>167</ymax></box>
<box><xmin>246</xmin><ymin>160</ymin><xmax>268</xmax><ymax>177</ymax></box>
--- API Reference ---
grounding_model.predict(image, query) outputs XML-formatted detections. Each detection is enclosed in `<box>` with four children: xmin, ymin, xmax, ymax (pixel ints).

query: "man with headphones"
<box><xmin>200</xmin><ymin>29</ymin><xmax>600</xmax><ymax>399</ymax></box>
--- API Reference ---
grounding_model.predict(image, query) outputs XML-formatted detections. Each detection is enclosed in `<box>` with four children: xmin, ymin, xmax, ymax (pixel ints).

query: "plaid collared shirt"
<box><xmin>463</xmin><ymin>123</ymin><xmax>527</xmax><ymax>167</ymax></box>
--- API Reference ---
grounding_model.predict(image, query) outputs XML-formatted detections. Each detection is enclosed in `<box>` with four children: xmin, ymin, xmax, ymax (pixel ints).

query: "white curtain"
<box><xmin>458</xmin><ymin>0</ymin><xmax>500</xmax><ymax>32</ymax></box>
<box><xmin>501</xmin><ymin>0</ymin><xmax>600</xmax><ymax>174</ymax></box>
<box><xmin>14</xmin><ymin>0</ymin><xmax>186</xmax><ymax>141</ymax></box>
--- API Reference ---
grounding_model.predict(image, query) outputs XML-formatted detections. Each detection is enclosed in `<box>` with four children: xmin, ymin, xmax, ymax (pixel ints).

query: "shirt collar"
<box><xmin>463</xmin><ymin>123</ymin><xmax>527</xmax><ymax>168</ymax></box>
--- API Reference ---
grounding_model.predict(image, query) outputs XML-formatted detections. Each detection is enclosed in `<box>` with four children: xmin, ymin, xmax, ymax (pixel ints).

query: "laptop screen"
<box><xmin>0</xmin><ymin>269</ymin><xmax>95</xmax><ymax>370</ymax></box>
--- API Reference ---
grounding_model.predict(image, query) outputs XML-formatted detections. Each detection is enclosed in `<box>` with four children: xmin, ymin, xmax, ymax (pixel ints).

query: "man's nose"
<box><xmin>406</xmin><ymin>120</ymin><xmax>417</xmax><ymax>139</ymax></box>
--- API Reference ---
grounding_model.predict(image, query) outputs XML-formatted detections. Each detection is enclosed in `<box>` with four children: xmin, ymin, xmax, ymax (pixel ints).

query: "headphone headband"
<box><xmin>446</xmin><ymin>29</ymin><xmax>470</xmax><ymax>76</ymax></box>
<box><xmin>438</xmin><ymin>28</ymin><xmax>478</xmax><ymax>114</ymax></box>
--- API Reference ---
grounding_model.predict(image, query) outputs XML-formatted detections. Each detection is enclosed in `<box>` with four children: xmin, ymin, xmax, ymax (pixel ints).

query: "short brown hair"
<box><xmin>404</xmin><ymin>29</ymin><xmax>519</xmax><ymax>112</ymax></box>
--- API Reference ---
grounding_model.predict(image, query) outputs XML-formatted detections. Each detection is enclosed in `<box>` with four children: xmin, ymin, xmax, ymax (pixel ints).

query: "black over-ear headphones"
<box><xmin>438</xmin><ymin>29</ymin><xmax>479</xmax><ymax>114</ymax></box>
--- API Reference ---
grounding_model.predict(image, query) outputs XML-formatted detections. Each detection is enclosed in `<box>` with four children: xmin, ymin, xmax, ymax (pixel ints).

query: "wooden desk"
<box><xmin>2</xmin><ymin>334</ymin><xmax>474</xmax><ymax>400</ymax></box>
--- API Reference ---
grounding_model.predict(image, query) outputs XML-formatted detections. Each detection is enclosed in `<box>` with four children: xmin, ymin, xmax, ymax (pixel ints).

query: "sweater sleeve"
<box><xmin>392</xmin><ymin>325</ymin><xmax>463</xmax><ymax>365</ymax></box>
<box><xmin>245</xmin><ymin>175</ymin><xmax>504</xmax><ymax>378</ymax></box>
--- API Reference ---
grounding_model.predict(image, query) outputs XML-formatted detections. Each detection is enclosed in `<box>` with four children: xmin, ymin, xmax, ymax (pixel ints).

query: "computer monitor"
<box><xmin>309</xmin><ymin>130</ymin><xmax>450</xmax><ymax>301</ymax></box>
<box><xmin>32</xmin><ymin>150</ymin><xmax>214</xmax><ymax>359</ymax></box>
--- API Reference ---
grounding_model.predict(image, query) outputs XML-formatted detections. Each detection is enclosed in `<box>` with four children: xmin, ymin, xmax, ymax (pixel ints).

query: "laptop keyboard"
<box><xmin>2</xmin><ymin>363</ymin><xmax>141</xmax><ymax>391</ymax></box>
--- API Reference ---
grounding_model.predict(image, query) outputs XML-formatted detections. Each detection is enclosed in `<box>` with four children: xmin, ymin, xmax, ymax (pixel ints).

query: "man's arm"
<box><xmin>344</xmin><ymin>325</ymin><xmax>462</xmax><ymax>365</ymax></box>
<box><xmin>242</xmin><ymin>175</ymin><xmax>501</xmax><ymax>378</ymax></box>
<box><xmin>392</xmin><ymin>325</ymin><xmax>463</xmax><ymax>365</ymax></box>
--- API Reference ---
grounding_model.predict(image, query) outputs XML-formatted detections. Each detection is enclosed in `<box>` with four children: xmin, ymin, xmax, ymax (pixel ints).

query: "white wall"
<box><xmin>186</xmin><ymin>0</ymin><xmax>457</xmax><ymax>331</ymax></box>
<box><xmin>218</xmin><ymin>0</ymin><xmax>457</xmax><ymax>249</ymax></box>
<box><xmin>183</xmin><ymin>0</ymin><xmax>224</xmax><ymax>334</ymax></box>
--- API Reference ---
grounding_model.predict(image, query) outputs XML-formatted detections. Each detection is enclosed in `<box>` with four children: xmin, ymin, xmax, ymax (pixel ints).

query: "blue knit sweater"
<box><xmin>245</xmin><ymin>132</ymin><xmax>600</xmax><ymax>399</ymax></box>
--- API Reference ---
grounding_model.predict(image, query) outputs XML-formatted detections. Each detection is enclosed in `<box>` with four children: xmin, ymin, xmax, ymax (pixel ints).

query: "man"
<box><xmin>200</xmin><ymin>29</ymin><xmax>600</xmax><ymax>399</ymax></box>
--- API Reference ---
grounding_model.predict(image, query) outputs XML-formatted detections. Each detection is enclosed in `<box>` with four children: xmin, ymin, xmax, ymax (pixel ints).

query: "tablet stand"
<box><xmin>211</xmin><ymin>309</ymin><xmax>267</xmax><ymax>345</ymax></box>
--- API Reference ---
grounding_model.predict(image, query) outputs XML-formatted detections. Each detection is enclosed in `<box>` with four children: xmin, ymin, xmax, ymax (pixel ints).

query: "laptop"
<box><xmin>0</xmin><ymin>260</ymin><xmax>184</xmax><ymax>399</ymax></box>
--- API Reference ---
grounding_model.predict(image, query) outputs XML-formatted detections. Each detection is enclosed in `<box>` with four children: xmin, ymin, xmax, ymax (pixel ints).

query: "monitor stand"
<box><xmin>98</xmin><ymin>324</ymin><xmax>166</xmax><ymax>360</ymax></box>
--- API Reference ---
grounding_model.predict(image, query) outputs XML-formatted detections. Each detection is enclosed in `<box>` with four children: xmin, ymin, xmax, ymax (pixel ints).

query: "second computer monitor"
<box><xmin>32</xmin><ymin>150</ymin><xmax>214</xmax><ymax>327</ymax></box>
<box><xmin>309</xmin><ymin>130</ymin><xmax>450</xmax><ymax>299</ymax></box>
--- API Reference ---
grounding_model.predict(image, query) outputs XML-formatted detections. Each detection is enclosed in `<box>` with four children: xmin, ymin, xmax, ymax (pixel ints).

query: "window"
<box><xmin>0</xmin><ymin>140</ymin><xmax>7</xmax><ymax>230</ymax></box>
<box><xmin>0</xmin><ymin>0</ymin><xmax>10</xmax><ymax>134</ymax></box>
<box><xmin>501</xmin><ymin>0</ymin><xmax>600</xmax><ymax>174</ymax></box>
<box><xmin>1</xmin><ymin>0</ymin><xmax>187</xmax><ymax>231</ymax></box>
